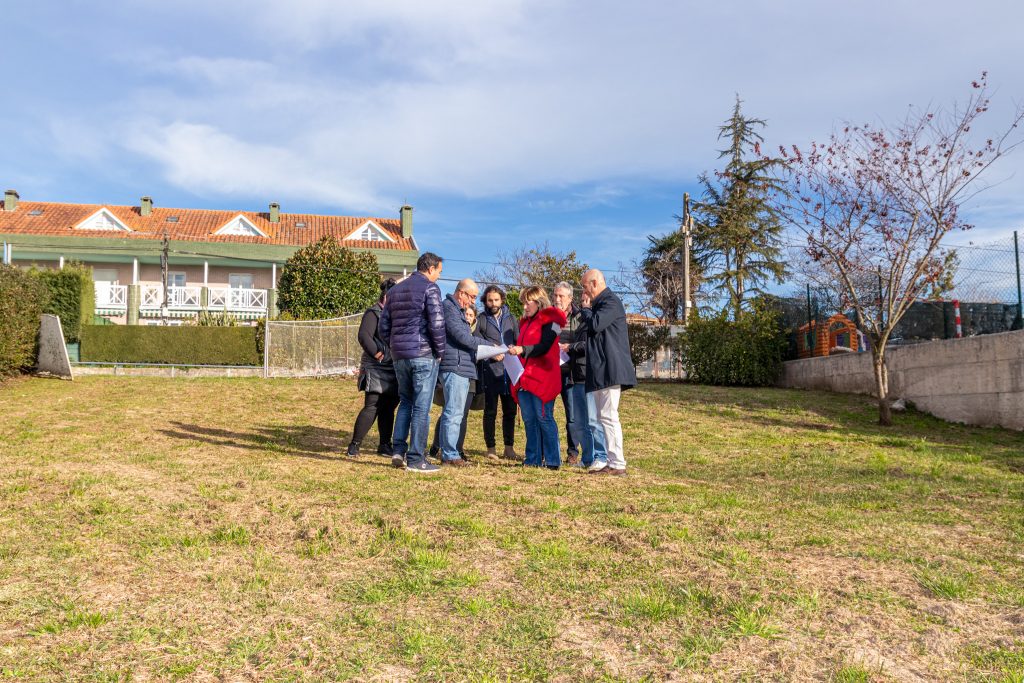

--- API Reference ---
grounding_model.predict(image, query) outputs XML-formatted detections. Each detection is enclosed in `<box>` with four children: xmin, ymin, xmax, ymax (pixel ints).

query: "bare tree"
<box><xmin>782</xmin><ymin>73</ymin><xmax>1023</xmax><ymax>424</ymax></box>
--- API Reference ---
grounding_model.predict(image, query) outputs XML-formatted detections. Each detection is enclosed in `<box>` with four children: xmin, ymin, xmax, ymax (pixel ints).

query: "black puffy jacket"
<box><xmin>379</xmin><ymin>272</ymin><xmax>446</xmax><ymax>361</ymax></box>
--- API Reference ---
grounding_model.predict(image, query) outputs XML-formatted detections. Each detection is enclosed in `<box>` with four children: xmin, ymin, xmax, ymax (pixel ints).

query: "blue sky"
<box><xmin>3</xmin><ymin>0</ymin><xmax>1024</xmax><ymax>293</ymax></box>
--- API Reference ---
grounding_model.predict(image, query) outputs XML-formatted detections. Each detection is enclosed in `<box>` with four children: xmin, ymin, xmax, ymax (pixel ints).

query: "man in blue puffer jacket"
<box><xmin>379</xmin><ymin>252</ymin><xmax>446</xmax><ymax>473</ymax></box>
<box><xmin>438</xmin><ymin>278</ymin><xmax>483</xmax><ymax>466</ymax></box>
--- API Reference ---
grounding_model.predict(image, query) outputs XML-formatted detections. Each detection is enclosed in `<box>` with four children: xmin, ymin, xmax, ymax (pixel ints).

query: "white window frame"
<box><xmin>167</xmin><ymin>271</ymin><xmax>187</xmax><ymax>287</ymax></box>
<box><xmin>228</xmin><ymin>273</ymin><xmax>254</xmax><ymax>289</ymax></box>
<box><xmin>213</xmin><ymin>214</ymin><xmax>268</xmax><ymax>238</ymax></box>
<box><xmin>343</xmin><ymin>220</ymin><xmax>395</xmax><ymax>243</ymax></box>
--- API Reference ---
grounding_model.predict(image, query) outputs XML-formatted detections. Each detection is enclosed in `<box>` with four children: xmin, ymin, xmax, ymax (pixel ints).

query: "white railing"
<box><xmin>94</xmin><ymin>283</ymin><xmax>127</xmax><ymax>309</ymax></box>
<box><xmin>209</xmin><ymin>287</ymin><xmax>267</xmax><ymax>311</ymax></box>
<box><xmin>139</xmin><ymin>285</ymin><xmax>201</xmax><ymax>309</ymax></box>
<box><xmin>141</xmin><ymin>283</ymin><xmax>162</xmax><ymax>308</ymax></box>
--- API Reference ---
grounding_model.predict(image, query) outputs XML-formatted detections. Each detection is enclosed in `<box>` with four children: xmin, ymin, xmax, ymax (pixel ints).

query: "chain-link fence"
<box><xmin>779</xmin><ymin>231</ymin><xmax>1023</xmax><ymax>357</ymax></box>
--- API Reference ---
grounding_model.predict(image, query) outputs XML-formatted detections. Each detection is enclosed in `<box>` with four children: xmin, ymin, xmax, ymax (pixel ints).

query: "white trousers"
<box><xmin>591</xmin><ymin>385</ymin><xmax>625</xmax><ymax>470</ymax></box>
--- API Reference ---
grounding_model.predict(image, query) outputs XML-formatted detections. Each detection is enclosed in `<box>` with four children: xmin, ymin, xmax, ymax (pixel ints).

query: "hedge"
<box><xmin>31</xmin><ymin>263</ymin><xmax>94</xmax><ymax>343</ymax></box>
<box><xmin>80</xmin><ymin>326</ymin><xmax>261</xmax><ymax>366</ymax></box>
<box><xmin>674</xmin><ymin>303</ymin><xmax>788</xmax><ymax>386</ymax></box>
<box><xmin>0</xmin><ymin>265</ymin><xmax>50</xmax><ymax>376</ymax></box>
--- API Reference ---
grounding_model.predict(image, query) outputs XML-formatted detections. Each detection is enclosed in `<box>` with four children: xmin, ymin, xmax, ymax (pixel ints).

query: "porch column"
<box><xmin>203</xmin><ymin>260</ymin><xmax>209</xmax><ymax>285</ymax></box>
<box><xmin>271</xmin><ymin>262</ymin><xmax>277</xmax><ymax>287</ymax></box>
<box><xmin>59</xmin><ymin>256</ymin><xmax>65</xmax><ymax>269</ymax></box>
<box><xmin>132</xmin><ymin>258</ymin><xmax>139</xmax><ymax>284</ymax></box>
<box><xmin>127</xmin><ymin>284</ymin><xmax>140</xmax><ymax>325</ymax></box>
<box><xmin>267</xmin><ymin>288</ymin><xmax>278</xmax><ymax>318</ymax></box>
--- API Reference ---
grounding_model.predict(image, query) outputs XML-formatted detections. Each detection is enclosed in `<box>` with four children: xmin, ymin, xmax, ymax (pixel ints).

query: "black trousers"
<box><xmin>350</xmin><ymin>391</ymin><xmax>399</xmax><ymax>448</ymax></box>
<box><xmin>482</xmin><ymin>387</ymin><xmax>517</xmax><ymax>448</ymax></box>
<box><xmin>560</xmin><ymin>382</ymin><xmax>578</xmax><ymax>455</ymax></box>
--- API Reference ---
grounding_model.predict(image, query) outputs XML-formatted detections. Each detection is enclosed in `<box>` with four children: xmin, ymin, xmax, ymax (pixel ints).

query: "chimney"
<box><xmin>140</xmin><ymin>196</ymin><xmax>153</xmax><ymax>216</ymax></box>
<box><xmin>269</xmin><ymin>202</ymin><xmax>280</xmax><ymax>223</ymax></box>
<box><xmin>4</xmin><ymin>189</ymin><xmax>18</xmax><ymax>212</ymax></box>
<box><xmin>400</xmin><ymin>204</ymin><xmax>413</xmax><ymax>238</ymax></box>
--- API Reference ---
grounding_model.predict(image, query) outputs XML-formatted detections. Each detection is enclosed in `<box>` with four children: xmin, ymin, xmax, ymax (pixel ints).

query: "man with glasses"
<box><xmin>437</xmin><ymin>278</ymin><xmax>483</xmax><ymax>467</ymax></box>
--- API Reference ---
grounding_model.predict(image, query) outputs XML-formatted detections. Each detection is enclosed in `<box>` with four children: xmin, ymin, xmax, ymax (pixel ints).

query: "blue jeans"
<box><xmin>519</xmin><ymin>390</ymin><xmax>561</xmax><ymax>467</ymax></box>
<box><xmin>439</xmin><ymin>372</ymin><xmax>470</xmax><ymax>462</ymax></box>
<box><xmin>569</xmin><ymin>383</ymin><xmax>596</xmax><ymax>466</ymax></box>
<box><xmin>586</xmin><ymin>389</ymin><xmax>608</xmax><ymax>465</ymax></box>
<box><xmin>393</xmin><ymin>357</ymin><xmax>440</xmax><ymax>466</ymax></box>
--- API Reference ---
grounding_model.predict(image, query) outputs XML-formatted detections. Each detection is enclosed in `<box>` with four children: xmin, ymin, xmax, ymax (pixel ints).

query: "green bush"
<box><xmin>628</xmin><ymin>323</ymin><xmax>671</xmax><ymax>369</ymax></box>
<box><xmin>675</xmin><ymin>303</ymin><xmax>787</xmax><ymax>386</ymax></box>
<box><xmin>80</xmin><ymin>326</ymin><xmax>260</xmax><ymax>366</ymax></box>
<box><xmin>277</xmin><ymin>236</ymin><xmax>380</xmax><ymax>319</ymax></box>
<box><xmin>31</xmin><ymin>263</ymin><xmax>94</xmax><ymax>343</ymax></box>
<box><xmin>0</xmin><ymin>265</ymin><xmax>50</xmax><ymax>376</ymax></box>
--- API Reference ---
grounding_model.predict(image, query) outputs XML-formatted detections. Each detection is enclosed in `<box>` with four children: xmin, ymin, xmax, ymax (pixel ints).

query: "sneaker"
<box><xmin>587</xmin><ymin>460</ymin><xmax>608</xmax><ymax>473</ymax></box>
<box><xmin>391</xmin><ymin>454</ymin><xmax>406</xmax><ymax>469</ymax></box>
<box><xmin>545</xmin><ymin>465</ymin><xmax>560</xmax><ymax>471</ymax></box>
<box><xmin>377</xmin><ymin>443</ymin><xmax>394</xmax><ymax>457</ymax></box>
<box><xmin>407</xmin><ymin>460</ymin><xmax>441</xmax><ymax>474</ymax></box>
<box><xmin>346</xmin><ymin>443</ymin><xmax>360</xmax><ymax>457</ymax></box>
<box><xmin>429</xmin><ymin>444</ymin><xmax>440</xmax><ymax>458</ymax></box>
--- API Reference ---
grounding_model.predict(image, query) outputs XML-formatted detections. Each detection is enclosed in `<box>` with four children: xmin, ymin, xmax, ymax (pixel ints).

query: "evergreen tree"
<box><xmin>692</xmin><ymin>96</ymin><xmax>787</xmax><ymax>319</ymax></box>
<box><xmin>277</xmin><ymin>236</ymin><xmax>380</xmax><ymax>319</ymax></box>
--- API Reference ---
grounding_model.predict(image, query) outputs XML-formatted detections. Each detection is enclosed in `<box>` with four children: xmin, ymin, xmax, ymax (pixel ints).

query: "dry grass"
<box><xmin>0</xmin><ymin>376</ymin><xmax>1022</xmax><ymax>682</ymax></box>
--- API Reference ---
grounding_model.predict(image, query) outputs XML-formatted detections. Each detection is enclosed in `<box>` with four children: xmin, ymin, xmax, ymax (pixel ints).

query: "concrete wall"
<box><xmin>778</xmin><ymin>330</ymin><xmax>1024</xmax><ymax>430</ymax></box>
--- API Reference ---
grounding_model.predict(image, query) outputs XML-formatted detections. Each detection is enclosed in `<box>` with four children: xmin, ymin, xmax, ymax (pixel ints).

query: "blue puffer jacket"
<box><xmin>439</xmin><ymin>294</ymin><xmax>482</xmax><ymax>379</ymax></box>
<box><xmin>379</xmin><ymin>272</ymin><xmax>446</xmax><ymax>361</ymax></box>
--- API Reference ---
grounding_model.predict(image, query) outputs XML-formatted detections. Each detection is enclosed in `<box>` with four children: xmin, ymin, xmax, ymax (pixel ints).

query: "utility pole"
<box><xmin>681</xmin><ymin>193</ymin><xmax>693</xmax><ymax>324</ymax></box>
<box><xmin>160</xmin><ymin>229</ymin><xmax>170</xmax><ymax>324</ymax></box>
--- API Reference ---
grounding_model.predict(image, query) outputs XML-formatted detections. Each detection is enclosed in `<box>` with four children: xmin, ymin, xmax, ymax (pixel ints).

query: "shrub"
<box><xmin>31</xmin><ymin>262</ymin><xmax>94</xmax><ymax>343</ymax></box>
<box><xmin>80</xmin><ymin>326</ymin><xmax>260</xmax><ymax>366</ymax></box>
<box><xmin>674</xmin><ymin>303</ymin><xmax>787</xmax><ymax>386</ymax></box>
<box><xmin>277</xmin><ymin>236</ymin><xmax>380</xmax><ymax>319</ymax></box>
<box><xmin>0</xmin><ymin>265</ymin><xmax>50</xmax><ymax>376</ymax></box>
<box><xmin>628</xmin><ymin>323</ymin><xmax>671</xmax><ymax>369</ymax></box>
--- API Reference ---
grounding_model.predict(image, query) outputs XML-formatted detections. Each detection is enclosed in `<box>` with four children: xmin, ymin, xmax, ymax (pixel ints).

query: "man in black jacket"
<box><xmin>579</xmin><ymin>269</ymin><xmax>636</xmax><ymax>476</ymax></box>
<box><xmin>379</xmin><ymin>252</ymin><xmax>446</xmax><ymax>473</ymax></box>
<box><xmin>476</xmin><ymin>285</ymin><xmax>519</xmax><ymax>459</ymax></box>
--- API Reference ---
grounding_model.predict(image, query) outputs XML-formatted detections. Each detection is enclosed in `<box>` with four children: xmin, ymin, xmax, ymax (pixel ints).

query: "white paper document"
<box><xmin>559</xmin><ymin>349</ymin><xmax>569</xmax><ymax>365</ymax></box>
<box><xmin>475</xmin><ymin>344</ymin><xmax>508</xmax><ymax>362</ymax></box>
<box><xmin>502</xmin><ymin>354</ymin><xmax>524</xmax><ymax>385</ymax></box>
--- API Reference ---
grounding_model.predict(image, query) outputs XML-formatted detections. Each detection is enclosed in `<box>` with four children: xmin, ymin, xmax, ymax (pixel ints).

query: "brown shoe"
<box><xmin>566</xmin><ymin>452</ymin><xmax>579</xmax><ymax>466</ymax></box>
<box><xmin>485</xmin><ymin>447</ymin><xmax>498</xmax><ymax>460</ymax></box>
<box><xmin>606</xmin><ymin>467</ymin><xmax>627</xmax><ymax>476</ymax></box>
<box><xmin>503</xmin><ymin>445</ymin><xmax>518</xmax><ymax>460</ymax></box>
<box><xmin>442</xmin><ymin>458</ymin><xmax>469</xmax><ymax>467</ymax></box>
<box><xmin>587</xmin><ymin>467</ymin><xmax>610</xmax><ymax>475</ymax></box>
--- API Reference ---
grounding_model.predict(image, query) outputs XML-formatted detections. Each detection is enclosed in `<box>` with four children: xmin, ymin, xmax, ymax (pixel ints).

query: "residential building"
<box><xmin>0</xmin><ymin>190</ymin><xmax>419</xmax><ymax>323</ymax></box>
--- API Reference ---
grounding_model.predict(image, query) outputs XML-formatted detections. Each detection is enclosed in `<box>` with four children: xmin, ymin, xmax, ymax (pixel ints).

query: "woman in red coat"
<box><xmin>507</xmin><ymin>286</ymin><xmax>568</xmax><ymax>469</ymax></box>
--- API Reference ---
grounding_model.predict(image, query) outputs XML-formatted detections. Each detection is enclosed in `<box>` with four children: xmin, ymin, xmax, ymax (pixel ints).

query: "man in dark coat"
<box><xmin>476</xmin><ymin>284</ymin><xmax>519</xmax><ymax>460</ymax></box>
<box><xmin>579</xmin><ymin>269</ymin><xmax>636</xmax><ymax>476</ymax></box>
<box><xmin>379</xmin><ymin>252</ymin><xmax>446</xmax><ymax>473</ymax></box>
<box><xmin>437</xmin><ymin>278</ymin><xmax>482</xmax><ymax>466</ymax></box>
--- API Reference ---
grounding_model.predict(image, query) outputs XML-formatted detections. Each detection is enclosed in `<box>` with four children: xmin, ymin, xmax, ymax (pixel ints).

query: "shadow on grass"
<box><xmin>157</xmin><ymin>421</ymin><xmax>391</xmax><ymax>467</ymax></box>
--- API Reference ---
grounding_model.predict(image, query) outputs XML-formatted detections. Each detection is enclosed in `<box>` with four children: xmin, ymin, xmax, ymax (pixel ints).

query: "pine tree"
<box><xmin>692</xmin><ymin>96</ymin><xmax>787</xmax><ymax>319</ymax></box>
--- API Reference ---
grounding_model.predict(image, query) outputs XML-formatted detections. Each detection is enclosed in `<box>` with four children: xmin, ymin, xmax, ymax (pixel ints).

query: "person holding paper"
<box><xmin>437</xmin><ymin>278</ymin><xmax>483</xmax><ymax>467</ymax></box>
<box><xmin>476</xmin><ymin>285</ymin><xmax>519</xmax><ymax>460</ymax></box>
<box><xmin>553</xmin><ymin>282</ymin><xmax>584</xmax><ymax>464</ymax></box>
<box><xmin>431</xmin><ymin>303</ymin><xmax>480</xmax><ymax>461</ymax></box>
<box><xmin>507</xmin><ymin>286</ymin><xmax>567</xmax><ymax>469</ymax></box>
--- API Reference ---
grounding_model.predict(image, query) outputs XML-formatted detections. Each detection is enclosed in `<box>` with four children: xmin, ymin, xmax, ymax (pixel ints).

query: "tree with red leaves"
<box><xmin>781</xmin><ymin>74</ymin><xmax>1023</xmax><ymax>425</ymax></box>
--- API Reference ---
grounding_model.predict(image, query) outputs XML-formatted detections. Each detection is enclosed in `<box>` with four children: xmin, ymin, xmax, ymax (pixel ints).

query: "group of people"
<box><xmin>346</xmin><ymin>252</ymin><xmax>636</xmax><ymax>474</ymax></box>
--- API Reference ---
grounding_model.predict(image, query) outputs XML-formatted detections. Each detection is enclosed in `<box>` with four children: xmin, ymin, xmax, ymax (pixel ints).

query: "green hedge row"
<box><xmin>31</xmin><ymin>263</ymin><xmax>94</xmax><ymax>343</ymax></box>
<box><xmin>80</xmin><ymin>325</ymin><xmax>261</xmax><ymax>366</ymax></box>
<box><xmin>0</xmin><ymin>265</ymin><xmax>50</xmax><ymax>376</ymax></box>
<box><xmin>675</xmin><ymin>303</ymin><xmax>788</xmax><ymax>386</ymax></box>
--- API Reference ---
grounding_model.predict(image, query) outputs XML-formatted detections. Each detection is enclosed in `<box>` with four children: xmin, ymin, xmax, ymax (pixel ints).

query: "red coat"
<box><xmin>512</xmin><ymin>306</ymin><xmax>568</xmax><ymax>404</ymax></box>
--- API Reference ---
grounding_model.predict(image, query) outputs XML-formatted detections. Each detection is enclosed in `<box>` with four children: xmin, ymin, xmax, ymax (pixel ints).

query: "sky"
<box><xmin>3</xmin><ymin>0</ymin><xmax>1024</xmax><ymax>294</ymax></box>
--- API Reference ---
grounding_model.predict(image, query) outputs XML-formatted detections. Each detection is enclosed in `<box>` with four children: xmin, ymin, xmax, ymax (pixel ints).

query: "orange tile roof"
<box><xmin>0</xmin><ymin>200</ymin><xmax>415</xmax><ymax>250</ymax></box>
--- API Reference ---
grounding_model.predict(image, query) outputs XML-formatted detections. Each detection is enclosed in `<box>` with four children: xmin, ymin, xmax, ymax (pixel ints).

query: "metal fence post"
<box><xmin>1013</xmin><ymin>230</ymin><xmax>1023</xmax><ymax>330</ymax></box>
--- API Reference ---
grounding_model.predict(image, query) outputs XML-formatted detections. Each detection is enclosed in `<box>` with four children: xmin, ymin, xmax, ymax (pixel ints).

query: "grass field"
<box><xmin>1</xmin><ymin>376</ymin><xmax>1022</xmax><ymax>682</ymax></box>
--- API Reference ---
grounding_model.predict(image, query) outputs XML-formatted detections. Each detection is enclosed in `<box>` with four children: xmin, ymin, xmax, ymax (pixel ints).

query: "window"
<box><xmin>92</xmin><ymin>268</ymin><xmax>119</xmax><ymax>283</ymax></box>
<box><xmin>167</xmin><ymin>272</ymin><xmax>186</xmax><ymax>287</ymax></box>
<box><xmin>229</xmin><ymin>273</ymin><xmax>254</xmax><ymax>289</ymax></box>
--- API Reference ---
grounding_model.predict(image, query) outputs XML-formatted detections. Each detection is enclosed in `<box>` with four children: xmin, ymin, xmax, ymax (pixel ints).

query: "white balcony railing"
<box><xmin>208</xmin><ymin>287</ymin><xmax>267</xmax><ymax>311</ymax></box>
<box><xmin>94</xmin><ymin>283</ymin><xmax>127</xmax><ymax>309</ymax></box>
<box><xmin>140</xmin><ymin>285</ymin><xmax>202</xmax><ymax>309</ymax></box>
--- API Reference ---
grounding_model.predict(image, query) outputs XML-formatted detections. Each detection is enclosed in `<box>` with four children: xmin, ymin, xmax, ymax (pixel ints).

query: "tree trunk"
<box><xmin>872</xmin><ymin>349</ymin><xmax>892</xmax><ymax>426</ymax></box>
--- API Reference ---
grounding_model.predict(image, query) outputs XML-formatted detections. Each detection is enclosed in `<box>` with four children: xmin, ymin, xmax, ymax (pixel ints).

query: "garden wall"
<box><xmin>778</xmin><ymin>329</ymin><xmax>1024</xmax><ymax>430</ymax></box>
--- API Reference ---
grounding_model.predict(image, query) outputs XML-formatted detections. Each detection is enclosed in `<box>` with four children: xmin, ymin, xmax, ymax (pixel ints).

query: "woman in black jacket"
<box><xmin>347</xmin><ymin>279</ymin><xmax>399</xmax><ymax>457</ymax></box>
